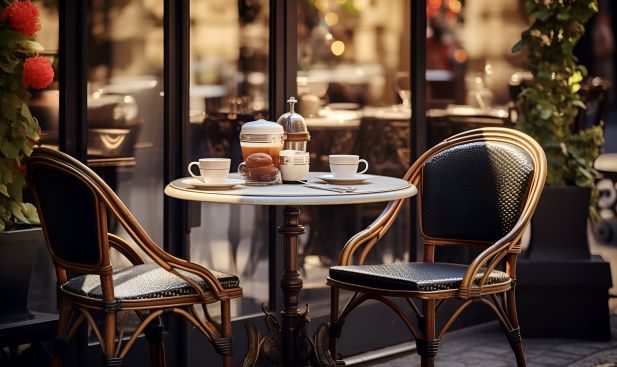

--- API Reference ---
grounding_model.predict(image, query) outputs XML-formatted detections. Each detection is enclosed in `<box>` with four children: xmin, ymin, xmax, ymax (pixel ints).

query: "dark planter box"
<box><xmin>517</xmin><ymin>256</ymin><xmax>612</xmax><ymax>340</ymax></box>
<box><xmin>0</xmin><ymin>227</ymin><xmax>44</xmax><ymax>323</ymax></box>
<box><xmin>518</xmin><ymin>186</ymin><xmax>612</xmax><ymax>340</ymax></box>
<box><xmin>525</xmin><ymin>186</ymin><xmax>591</xmax><ymax>260</ymax></box>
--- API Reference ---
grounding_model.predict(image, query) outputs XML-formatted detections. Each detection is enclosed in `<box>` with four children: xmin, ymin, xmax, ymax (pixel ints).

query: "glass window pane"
<box><xmin>86</xmin><ymin>0</ymin><xmax>165</xmax><ymax>254</ymax></box>
<box><xmin>426</xmin><ymin>1</ymin><xmax>524</xmax><ymax>148</ymax></box>
<box><xmin>296</xmin><ymin>0</ymin><xmax>412</xmax><ymax>315</ymax></box>
<box><xmin>30</xmin><ymin>0</ymin><xmax>59</xmax><ymax>150</ymax></box>
<box><xmin>83</xmin><ymin>0</ymin><xmax>165</xmax><ymax>342</ymax></box>
<box><xmin>189</xmin><ymin>0</ymin><xmax>270</xmax><ymax>318</ymax></box>
<box><xmin>28</xmin><ymin>0</ymin><xmax>60</xmax><ymax>315</ymax></box>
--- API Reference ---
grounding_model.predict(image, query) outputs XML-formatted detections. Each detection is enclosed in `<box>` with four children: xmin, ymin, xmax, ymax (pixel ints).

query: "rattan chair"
<box><xmin>26</xmin><ymin>147</ymin><xmax>242</xmax><ymax>367</ymax></box>
<box><xmin>326</xmin><ymin>128</ymin><xmax>546</xmax><ymax>367</ymax></box>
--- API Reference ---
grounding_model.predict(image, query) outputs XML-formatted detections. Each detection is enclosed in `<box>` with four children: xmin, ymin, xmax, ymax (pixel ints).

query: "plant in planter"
<box><xmin>0</xmin><ymin>0</ymin><xmax>54</xmax><ymax>323</ymax></box>
<box><xmin>513</xmin><ymin>0</ymin><xmax>602</xmax><ymax>198</ymax></box>
<box><xmin>512</xmin><ymin>0</ymin><xmax>613</xmax><ymax>340</ymax></box>
<box><xmin>513</xmin><ymin>0</ymin><xmax>602</xmax><ymax>260</ymax></box>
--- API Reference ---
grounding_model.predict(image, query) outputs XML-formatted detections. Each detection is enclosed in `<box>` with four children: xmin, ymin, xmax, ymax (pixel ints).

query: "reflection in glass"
<box><xmin>296</xmin><ymin>0</ymin><xmax>412</xmax><ymax>317</ymax></box>
<box><xmin>189</xmin><ymin>0</ymin><xmax>270</xmax><ymax>317</ymax></box>
<box><xmin>394</xmin><ymin>71</ymin><xmax>411</xmax><ymax>110</ymax></box>
<box><xmin>81</xmin><ymin>0</ymin><xmax>166</xmax><ymax>342</ymax></box>
<box><xmin>30</xmin><ymin>1</ymin><xmax>59</xmax><ymax>149</ymax></box>
<box><xmin>27</xmin><ymin>0</ymin><xmax>60</xmax><ymax>317</ymax></box>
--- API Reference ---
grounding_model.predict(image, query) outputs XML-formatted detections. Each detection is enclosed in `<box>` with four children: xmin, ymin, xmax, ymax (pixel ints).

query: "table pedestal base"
<box><xmin>241</xmin><ymin>206</ymin><xmax>336</xmax><ymax>367</ymax></box>
<box><xmin>241</xmin><ymin>306</ymin><xmax>334</xmax><ymax>366</ymax></box>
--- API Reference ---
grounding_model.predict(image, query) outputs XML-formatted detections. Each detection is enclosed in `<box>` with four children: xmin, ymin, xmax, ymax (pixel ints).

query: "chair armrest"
<box><xmin>337</xmin><ymin>154</ymin><xmax>426</xmax><ymax>266</ymax></box>
<box><xmin>108</xmin><ymin>233</ymin><xmax>144</xmax><ymax>265</ymax></box>
<box><xmin>101</xmin><ymin>190</ymin><xmax>229</xmax><ymax>298</ymax></box>
<box><xmin>458</xmin><ymin>222</ymin><xmax>524</xmax><ymax>298</ymax></box>
<box><xmin>338</xmin><ymin>199</ymin><xmax>405</xmax><ymax>266</ymax></box>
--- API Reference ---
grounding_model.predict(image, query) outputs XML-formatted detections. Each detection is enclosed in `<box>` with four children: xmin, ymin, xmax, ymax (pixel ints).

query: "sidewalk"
<box><xmin>363</xmin><ymin>316</ymin><xmax>617</xmax><ymax>367</ymax></box>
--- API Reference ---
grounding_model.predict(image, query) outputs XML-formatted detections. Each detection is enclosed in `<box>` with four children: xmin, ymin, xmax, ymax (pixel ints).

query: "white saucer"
<box><xmin>316</xmin><ymin>174</ymin><xmax>372</xmax><ymax>185</ymax></box>
<box><xmin>182</xmin><ymin>178</ymin><xmax>244</xmax><ymax>190</ymax></box>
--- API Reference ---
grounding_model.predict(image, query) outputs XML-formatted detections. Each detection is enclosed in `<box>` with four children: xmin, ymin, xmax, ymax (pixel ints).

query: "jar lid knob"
<box><xmin>287</xmin><ymin>97</ymin><xmax>298</xmax><ymax>113</ymax></box>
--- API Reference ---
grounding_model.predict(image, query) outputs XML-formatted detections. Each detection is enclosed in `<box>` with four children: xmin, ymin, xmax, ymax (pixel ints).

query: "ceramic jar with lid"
<box><xmin>239</xmin><ymin>119</ymin><xmax>285</xmax><ymax>167</ymax></box>
<box><xmin>276</xmin><ymin>97</ymin><xmax>311</xmax><ymax>152</ymax></box>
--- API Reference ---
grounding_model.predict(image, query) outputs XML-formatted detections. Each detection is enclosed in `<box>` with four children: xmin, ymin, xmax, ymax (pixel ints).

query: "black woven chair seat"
<box><xmin>329</xmin><ymin>262</ymin><xmax>510</xmax><ymax>292</ymax></box>
<box><xmin>62</xmin><ymin>263</ymin><xmax>239</xmax><ymax>300</ymax></box>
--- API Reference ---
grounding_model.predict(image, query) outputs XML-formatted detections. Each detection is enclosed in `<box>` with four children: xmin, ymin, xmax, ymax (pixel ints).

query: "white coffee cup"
<box><xmin>329</xmin><ymin>155</ymin><xmax>368</xmax><ymax>178</ymax></box>
<box><xmin>188</xmin><ymin>158</ymin><xmax>230</xmax><ymax>183</ymax></box>
<box><xmin>280</xmin><ymin>150</ymin><xmax>310</xmax><ymax>182</ymax></box>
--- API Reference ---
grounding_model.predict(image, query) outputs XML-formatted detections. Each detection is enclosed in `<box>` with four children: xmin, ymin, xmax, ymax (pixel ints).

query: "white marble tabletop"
<box><xmin>164</xmin><ymin>172</ymin><xmax>417</xmax><ymax>206</ymax></box>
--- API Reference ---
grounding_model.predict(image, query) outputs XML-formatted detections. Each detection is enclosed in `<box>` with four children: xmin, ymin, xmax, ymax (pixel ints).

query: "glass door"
<box><xmin>295</xmin><ymin>0</ymin><xmax>414</xmax><ymax>357</ymax></box>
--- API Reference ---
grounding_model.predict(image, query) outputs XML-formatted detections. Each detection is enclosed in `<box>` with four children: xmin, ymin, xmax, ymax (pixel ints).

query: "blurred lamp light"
<box><xmin>353</xmin><ymin>0</ymin><xmax>370</xmax><ymax>11</ymax></box>
<box><xmin>331</xmin><ymin>40</ymin><xmax>345</xmax><ymax>56</ymax></box>
<box><xmin>316</xmin><ymin>0</ymin><xmax>329</xmax><ymax>11</ymax></box>
<box><xmin>448</xmin><ymin>0</ymin><xmax>462</xmax><ymax>13</ymax></box>
<box><xmin>453</xmin><ymin>49</ymin><xmax>467</xmax><ymax>63</ymax></box>
<box><xmin>325</xmin><ymin>12</ymin><xmax>339</xmax><ymax>26</ymax></box>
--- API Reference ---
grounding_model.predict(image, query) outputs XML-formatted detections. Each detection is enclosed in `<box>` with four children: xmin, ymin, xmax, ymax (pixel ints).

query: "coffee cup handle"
<box><xmin>238</xmin><ymin>162</ymin><xmax>247</xmax><ymax>176</ymax></box>
<box><xmin>188</xmin><ymin>162</ymin><xmax>201</xmax><ymax>178</ymax></box>
<box><xmin>358</xmin><ymin>159</ymin><xmax>369</xmax><ymax>174</ymax></box>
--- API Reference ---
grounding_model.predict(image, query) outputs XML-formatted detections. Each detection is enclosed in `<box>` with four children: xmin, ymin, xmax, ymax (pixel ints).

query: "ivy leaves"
<box><xmin>513</xmin><ymin>0</ymin><xmax>601</xmax><ymax>190</ymax></box>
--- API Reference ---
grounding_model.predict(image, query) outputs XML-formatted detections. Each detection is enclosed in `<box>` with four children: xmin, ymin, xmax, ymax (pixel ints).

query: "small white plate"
<box><xmin>182</xmin><ymin>178</ymin><xmax>244</xmax><ymax>190</ymax></box>
<box><xmin>315</xmin><ymin>174</ymin><xmax>372</xmax><ymax>185</ymax></box>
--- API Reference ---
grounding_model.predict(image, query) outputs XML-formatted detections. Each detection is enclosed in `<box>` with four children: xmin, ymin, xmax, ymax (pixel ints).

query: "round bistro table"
<box><xmin>165</xmin><ymin>172</ymin><xmax>417</xmax><ymax>366</ymax></box>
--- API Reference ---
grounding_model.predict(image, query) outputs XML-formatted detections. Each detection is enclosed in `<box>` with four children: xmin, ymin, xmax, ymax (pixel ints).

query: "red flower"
<box><xmin>22</xmin><ymin>56</ymin><xmax>54</xmax><ymax>89</ymax></box>
<box><xmin>2</xmin><ymin>1</ymin><xmax>41</xmax><ymax>38</ymax></box>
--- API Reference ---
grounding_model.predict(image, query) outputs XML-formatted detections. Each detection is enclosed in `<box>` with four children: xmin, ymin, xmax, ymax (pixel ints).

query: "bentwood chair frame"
<box><xmin>27</xmin><ymin>147</ymin><xmax>242</xmax><ymax>367</ymax></box>
<box><xmin>326</xmin><ymin>128</ymin><xmax>547</xmax><ymax>367</ymax></box>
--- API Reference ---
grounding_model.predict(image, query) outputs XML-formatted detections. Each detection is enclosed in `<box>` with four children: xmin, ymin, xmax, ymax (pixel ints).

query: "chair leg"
<box><xmin>328</xmin><ymin>287</ymin><xmax>340</xmax><ymax>361</ymax></box>
<box><xmin>220</xmin><ymin>300</ymin><xmax>233</xmax><ymax>367</ymax></box>
<box><xmin>417</xmin><ymin>299</ymin><xmax>439</xmax><ymax>367</ymax></box>
<box><xmin>103</xmin><ymin>312</ymin><xmax>121</xmax><ymax>367</ymax></box>
<box><xmin>144</xmin><ymin>316</ymin><xmax>166</xmax><ymax>367</ymax></box>
<box><xmin>51</xmin><ymin>299</ymin><xmax>72</xmax><ymax>367</ymax></box>
<box><xmin>505</xmin><ymin>289</ymin><xmax>526</xmax><ymax>367</ymax></box>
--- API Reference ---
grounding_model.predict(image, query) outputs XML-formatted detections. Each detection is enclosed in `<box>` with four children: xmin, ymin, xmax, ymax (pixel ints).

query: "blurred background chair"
<box><xmin>326</xmin><ymin>128</ymin><xmax>546</xmax><ymax>367</ymax></box>
<box><xmin>27</xmin><ymin>147</ymin><xmax>242</xmax><ymax>367</ymax></box>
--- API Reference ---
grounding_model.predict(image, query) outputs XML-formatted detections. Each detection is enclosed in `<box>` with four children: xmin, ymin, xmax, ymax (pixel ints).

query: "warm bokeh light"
<box><xmin>353</xmin><ymin>0</ymin><xmax>370</xmax><ymax>11</ymax></box>
<box><xmin>331</xmin><ymin>40</ymin><xmax>345</xmax><ymax>56</ymax></box>
<box><xmin>335</xmin><ymin>0</ymin><xmax>347</xmax><ymax>4</ymax></box>
<box><xmin>484</xmin><ymin>63</ymin><xmax>493</xmax><ymax>75</ymax></box>
<box><xmin>453</xmin><ymin>48</ymin><xmax>467</xmax><ymax>63</ymax></box>
<box><xmin>448</xmin><ymin>0</ymin><xmax>462</xmax><ymax>13</ymax></box>
<box><xmin>316</xmin><ymin>0</ymin><xmax>329</xmax><ymax>11</ymax></box>
<box><xmin>428</xmin><ymin>0</ymin><xmax>442</xmax><ymax>10</ymax></box>
<box><xmin>324</xmin><ymin>12</ymin><xmax>339</xmax><ymax>26</ymax></box>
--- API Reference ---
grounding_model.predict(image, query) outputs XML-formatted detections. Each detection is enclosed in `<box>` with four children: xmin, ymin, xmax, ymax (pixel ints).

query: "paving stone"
<box><xmin>362</xmin><ymin>316</ymin><xmax>616</xmax><ymax>367</ymax></box>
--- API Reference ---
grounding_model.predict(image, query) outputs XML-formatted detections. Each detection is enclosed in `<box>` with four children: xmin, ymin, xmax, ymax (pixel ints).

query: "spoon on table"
<box><xmin>295</xmin><ymin>181</ymin><xmax>357</xmax><ymax>193</ymax></box>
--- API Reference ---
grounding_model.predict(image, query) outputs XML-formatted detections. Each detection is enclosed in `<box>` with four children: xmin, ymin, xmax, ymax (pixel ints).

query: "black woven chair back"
<box><xmin>28</xmin><ymin>149</ymin><xmax>109</xmax><ymax>272</ymax></box>
<box><xmin>421</xmin><ymin>141</ymin><xmax>534</xmax><ymax>243</ymax></box>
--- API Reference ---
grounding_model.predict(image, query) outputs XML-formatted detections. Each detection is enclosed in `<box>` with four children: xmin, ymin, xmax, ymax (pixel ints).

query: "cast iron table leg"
<box><xmin>279</xmin><ymin>205</ymin><xmax>305</xmax><ymax>365</ymax></box>
<box><xmin>242</xmin><ymin>206</ymin><xmax>335</xmax><ymax>366</ymax></box>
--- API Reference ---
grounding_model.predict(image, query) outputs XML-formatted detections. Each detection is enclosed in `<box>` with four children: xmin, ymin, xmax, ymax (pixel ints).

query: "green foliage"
<box><xmin>0</xmin><ymin>11</ymin><xmax>42</xmax><ymax>231</ymax></box>
<box><xmin>513</xmin><ymin>0</ymin><xmax>602</xmax><ymax>194</ymax></box>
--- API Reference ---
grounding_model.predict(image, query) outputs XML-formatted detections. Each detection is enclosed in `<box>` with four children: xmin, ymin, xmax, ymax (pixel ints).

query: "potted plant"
<box><xmin>512</xmin><ymin>0</ymin><xmax>612</xmax><ymax>340</ymax></box>
<box><xmin>513</xmin><ymin>0</ymin><xmax>604</xmax><ymax>260</ymax></box>
<box><xmin>0</xmin><ymin>0</ymin><xmax>54</xmax><ymax>323</ymax></box>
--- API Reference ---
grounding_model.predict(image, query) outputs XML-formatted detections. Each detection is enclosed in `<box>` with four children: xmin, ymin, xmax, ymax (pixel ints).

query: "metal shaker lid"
<box><xmin>276</xmin><ymin>97</ymin><xmax>310</xmax><ymax>141</ymax></box>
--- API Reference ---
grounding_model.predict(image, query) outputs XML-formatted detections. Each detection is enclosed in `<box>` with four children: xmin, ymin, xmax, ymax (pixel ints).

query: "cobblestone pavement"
<box><xmin>363</xmin><ymin>316</ymin><xmax>617</xmax><ymax>367</ymax></box>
